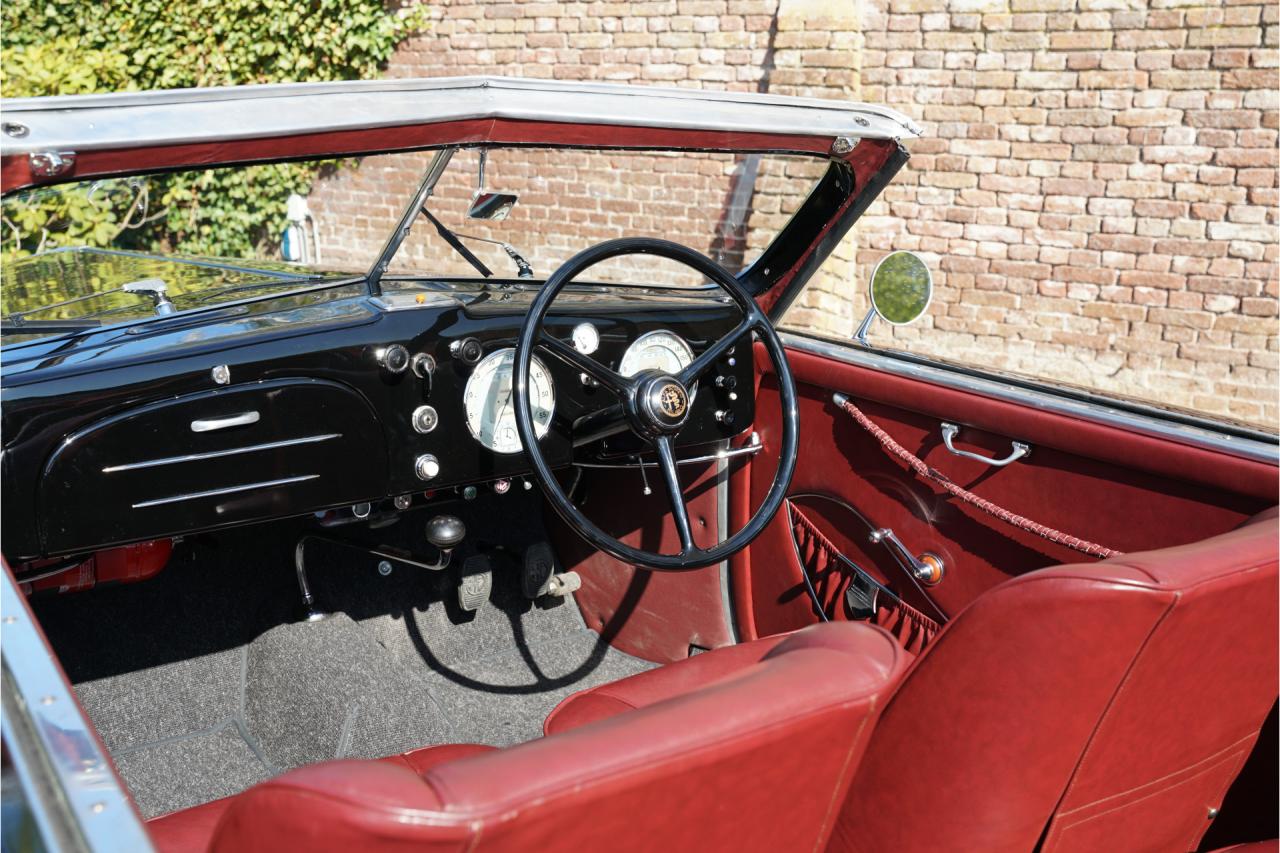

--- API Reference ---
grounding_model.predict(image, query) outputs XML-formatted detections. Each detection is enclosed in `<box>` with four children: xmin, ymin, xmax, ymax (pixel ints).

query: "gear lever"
<box><xmin>423</xmin><ymin>514</ymin><xmax>465</xmax><ymax>571</ymax></box>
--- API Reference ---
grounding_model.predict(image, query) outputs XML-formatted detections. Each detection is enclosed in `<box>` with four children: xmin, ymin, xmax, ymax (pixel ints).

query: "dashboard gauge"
<box><xmin>572</xmin><ymin>322</ymin><xmax>600</xmax><ymax>355</ymax></box>
<box><xmin>619</xmin><ymin>330</ymin><xmax>696</xmax><ymax>380</ymax></box>
<box><xmin>463</xmin><ymin>348</ymin><xmax>555</xmax><ymax>454</ymax></box>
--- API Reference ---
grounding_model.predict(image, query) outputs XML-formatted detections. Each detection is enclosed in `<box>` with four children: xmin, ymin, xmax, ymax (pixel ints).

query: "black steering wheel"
<box><xmin>513</xmin><ymin>237</ymin><xmax>799</xmax><ymax>571</ymax></box>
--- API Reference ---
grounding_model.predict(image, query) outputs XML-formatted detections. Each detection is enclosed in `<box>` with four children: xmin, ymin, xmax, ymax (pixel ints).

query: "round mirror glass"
<box><xmin>869</xmin><ymin>251</ymin><xmax>933</xmax><ymax>325</ymax></box>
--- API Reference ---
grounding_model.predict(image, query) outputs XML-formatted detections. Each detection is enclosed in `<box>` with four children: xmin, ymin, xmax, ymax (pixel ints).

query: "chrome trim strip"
<box><xmin>573</xmin><ymin>433</ymin><xmax>762</xmax><ymax>470</ymax></box>
<box><xmin>190</xmin><ymin>411</ymin><xmax>259</xmax><ymax>433</ymax></box>
<box><xmin>714</xmin><ymin>440</ymin><xmax>740</xmax><ymax>644</ymax></box>
<box><xmin>1</xmin><ymin>76</ymin><xmax>921</xmax><ymax>156</ymax></box>
<box><xmin>132</xmin><ymin>474</ymin><xmax>318</xmax><ymax>509</ymax></box>
<box><xmin>781</xmin><ymin>332</ymin><xmax>1279</xmax><ymax>466</ymax></box>
<box><xmin>1</xmin><ymin>567</ymin><xmax>156</xmax><ymax>852</ymax></box>
<box><xmin>103</xmin><ymin>433</ymin><xmax>341</xmax><ymax>473</ymax></box>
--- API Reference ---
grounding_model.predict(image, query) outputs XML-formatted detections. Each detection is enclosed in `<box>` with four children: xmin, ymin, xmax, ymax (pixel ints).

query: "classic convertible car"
<box><xmin>0</xmin><ymin>78</ymin><xmax>1276</xmax><ymax>853</ymax></box>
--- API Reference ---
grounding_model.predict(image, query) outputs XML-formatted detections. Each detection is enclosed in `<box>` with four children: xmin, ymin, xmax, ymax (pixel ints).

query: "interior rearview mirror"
<box><xmin>467</xmin><ymin>150</ymin><xmax>518</xmax><ymax>220</ymax></box>
<box><xmin>855</xmin><ymin>250</ymin><xmax>933</xmax><ymax>344</ymax></box>
<box><xmin>467</xmin><ymin>191</ymin><xmax>519</xmax><ymax>221</ymax></box>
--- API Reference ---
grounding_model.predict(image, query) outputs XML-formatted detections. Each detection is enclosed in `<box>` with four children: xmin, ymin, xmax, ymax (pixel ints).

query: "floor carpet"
<box><xmin>34</xmin><ymin>492</ymin><xmax>656</xmax><ymax>818</ymax></box>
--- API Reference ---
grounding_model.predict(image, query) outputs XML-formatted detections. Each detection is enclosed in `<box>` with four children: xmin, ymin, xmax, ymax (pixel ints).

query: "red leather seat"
<box><xmin>549</xmin><ymin>509</ymin><xmax>1280</xmax><ymax>853</ymax></box>
<box><xmin>147</xmin><ymin>620</ymin><xmax>906</xmax><ymax>853</ymax></box>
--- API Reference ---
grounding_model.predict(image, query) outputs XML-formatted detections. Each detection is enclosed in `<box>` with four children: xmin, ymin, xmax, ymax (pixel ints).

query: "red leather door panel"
<box><xmin>734</xmin><ymin>342</ymin><xmax>1277</xmax><ymax>637</ymax></box>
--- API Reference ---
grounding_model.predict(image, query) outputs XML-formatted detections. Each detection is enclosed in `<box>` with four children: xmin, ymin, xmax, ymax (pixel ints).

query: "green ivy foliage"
<box><xmin>1</xmin><ymin>0</ymin><xmax>429</xmax><ymax>261</ymax></box>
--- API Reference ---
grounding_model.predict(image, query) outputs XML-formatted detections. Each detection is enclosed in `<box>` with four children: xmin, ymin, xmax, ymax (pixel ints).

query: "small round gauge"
<box><xmin>572</xmin><ymin>322</ymin><xmax>600</xmax><ymax>355</ymax></box>
<box><xmin>619</xmin><ymin>330</ymin><xmax>696</xmax><ymax>379</ymax></box>
<box><xmin>463</xmin><ymin>348</ymin><xmax>556</xmax><ymax>454</ymax></box>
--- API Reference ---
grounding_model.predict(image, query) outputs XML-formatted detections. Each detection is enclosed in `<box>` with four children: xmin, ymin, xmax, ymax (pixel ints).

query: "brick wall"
<box><xmin>309</xmin><ymin>0</ymin><xmax>1278</xmax><ymax>428</ymax></box>
<box><xmin>857</xmin><ymin>0</ymin><xmax>1279</xmax><ymax>427</ymax></box>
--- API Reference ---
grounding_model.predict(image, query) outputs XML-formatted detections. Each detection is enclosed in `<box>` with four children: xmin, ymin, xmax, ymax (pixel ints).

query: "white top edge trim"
<box><xmin>0</xmin><ymin>75</ymin><xmax>922</xmax><ymax>157</ymax></box>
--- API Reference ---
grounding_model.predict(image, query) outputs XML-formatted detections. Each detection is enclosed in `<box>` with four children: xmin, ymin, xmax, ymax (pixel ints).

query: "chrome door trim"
<box><xmin>102</xmin><ymin>433</ymin><xmax>341</xmax><ymax>473</ymax></box>
<box><xmin>1</xmin><ymin>566</ymin><xmax>156</xmax><ymax>852</ymax></box>
<box><xmin>131</xmin><ymin>474</ymin><xmax>319</xmax><ymax>509</ymax></box>
<box><xmin>781</xmin><ymin>332</ymin><xmax>1279</xmax><ymax>466</ymax></box>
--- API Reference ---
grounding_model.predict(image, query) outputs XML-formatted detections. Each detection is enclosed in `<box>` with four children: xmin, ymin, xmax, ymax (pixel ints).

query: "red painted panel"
<box><xmin>2</xmin><ymin>119</ymin><xmax>891</xmax><ymax>192</ymax></box>
<box><xmin>548</xmin><ymin>460</ymin><xmax>735</xmax><ymax>663</ymax></box>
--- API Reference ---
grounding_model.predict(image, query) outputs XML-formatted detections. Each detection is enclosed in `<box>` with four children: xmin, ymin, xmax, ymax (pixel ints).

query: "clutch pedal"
<box><xmin>457</xmin><ymin>554</ymin><xmax>493</xmax><ymax>612</ymax></box>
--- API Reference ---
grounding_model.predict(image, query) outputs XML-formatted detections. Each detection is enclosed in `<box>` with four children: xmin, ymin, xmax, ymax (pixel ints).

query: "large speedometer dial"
<box><xmin>463</xmin><ymin>348</ymin><xmax>555</xmax><ymax>454</ymax></box>
<box><xmin>619</xmin><ymin>330</ymin><xmax>695</xmax><ymax>379</ymax></box>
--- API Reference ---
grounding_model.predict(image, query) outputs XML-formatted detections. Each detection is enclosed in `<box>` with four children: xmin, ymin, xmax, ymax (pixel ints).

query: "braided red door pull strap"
<box><xmin>835</xmin><ymin>395</ymin><xmax>1123</xmax><ymax>560</ymax></box>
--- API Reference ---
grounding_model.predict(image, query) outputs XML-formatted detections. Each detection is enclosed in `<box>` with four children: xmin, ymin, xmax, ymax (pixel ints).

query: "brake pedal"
<box><xmin>457</xmin><ymin>554</ymin><xmax>493</xmax><ymax>612</ymax></box>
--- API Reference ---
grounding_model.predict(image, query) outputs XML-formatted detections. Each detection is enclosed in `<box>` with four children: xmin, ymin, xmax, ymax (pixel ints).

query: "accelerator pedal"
<box><xmin>523</xmin><ymin>542</ymin><xmax>581</xmax><ymax>600</ymax></box>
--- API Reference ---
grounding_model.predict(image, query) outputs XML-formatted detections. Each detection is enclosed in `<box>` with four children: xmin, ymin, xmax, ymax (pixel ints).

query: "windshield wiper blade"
<box><xmin>453</xmin><ymin>230</ymin><xmax>534</xmax><ymax>279</ymax></box>
<box><xmin>420</xmin><ymin>207</ymin><xmax>493</xmax><ymax>279</ymax></box>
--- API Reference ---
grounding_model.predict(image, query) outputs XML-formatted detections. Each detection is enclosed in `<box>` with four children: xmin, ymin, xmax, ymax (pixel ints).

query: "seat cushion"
<box><xmin>149</xmin><ymin>797</ymin><xmax>236</xmax><ymax>853</ymax></box>
<box><xmin>147</xmin><ymin>743</ymin><xmax>495</xmax><ymax>853</ymax></box>
<box><xmin>545</xmin><ymin>632</ymin><xmax>790</xmax><ymax>735</ymax></box>
<box><xmin>209</xmin><ymin>621</ymin><xmax>906</xmax><ymax>853</ymax></box>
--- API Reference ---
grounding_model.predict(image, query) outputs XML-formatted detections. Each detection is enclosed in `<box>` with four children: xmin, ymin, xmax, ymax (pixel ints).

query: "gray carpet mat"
<box><xmin>39</xmin><ymin>500</ymin><xmax>656</xmax><ymax>818</ymax></box>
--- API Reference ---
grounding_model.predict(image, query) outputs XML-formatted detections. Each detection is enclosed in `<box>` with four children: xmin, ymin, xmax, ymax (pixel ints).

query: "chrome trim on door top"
<box><xmin>781</xmin><ymin>332</ymin><xmax>1279</xmax><ymax>466</ymax></box>
<box><xmin>1</xmin><ymin>566</ymin><xmax>156</xmax><ymax>852</ymax></box>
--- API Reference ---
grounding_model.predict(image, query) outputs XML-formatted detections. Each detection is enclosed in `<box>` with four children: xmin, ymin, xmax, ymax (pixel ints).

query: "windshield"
<box><xmin>1</xmin><ymin>147</ymin><xmax>829</xmax><ymax>342</ymax></box>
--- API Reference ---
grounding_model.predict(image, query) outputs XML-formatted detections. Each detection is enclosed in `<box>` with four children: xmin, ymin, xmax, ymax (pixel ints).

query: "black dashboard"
<box><xmin>0</xmin><ymin>280</ymin><xmax>755</xmax><ymax>560</ymax></box>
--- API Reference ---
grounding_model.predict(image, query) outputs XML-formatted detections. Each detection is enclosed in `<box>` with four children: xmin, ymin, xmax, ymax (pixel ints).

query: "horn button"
<box><xmin>632</xmin><ymin>373</ymin><xmax>692</xmax><ymax>435</ymax></box>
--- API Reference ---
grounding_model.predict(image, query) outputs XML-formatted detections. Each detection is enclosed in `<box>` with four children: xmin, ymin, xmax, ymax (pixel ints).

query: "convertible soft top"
<box><xmin>0</xmin><ymin>76</ymin><xmax>920</xmax><ymax>191</ymax></box>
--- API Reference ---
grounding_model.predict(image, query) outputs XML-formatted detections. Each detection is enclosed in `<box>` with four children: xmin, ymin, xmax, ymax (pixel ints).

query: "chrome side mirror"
<box><xmin>467</xmin><ymin>150</ymin><xmax>518</xmax><ymax>221</ymax></box>
<box><xmin>854</xmin><ymin>250</ymin><xmax>933</xmax><ymax>344</ymax></box>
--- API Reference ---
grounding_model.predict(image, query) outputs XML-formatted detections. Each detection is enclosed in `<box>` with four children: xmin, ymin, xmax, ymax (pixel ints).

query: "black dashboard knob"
<box><xmin>378</xmin><ymin>344</ymin><xmax>410</xmax><ymax>374</ymax></box>
<box><xmin>715</xmin><ymin>375</ymin><xmax>738</xmax><ymax>391</ymax></box>
<box><xmin>426</xmin><ymin>514</ymin><xmax>466</xmax><ymax>550</ymax></box>
<box><xmin>450</xmin><ymin>337</ymin><xmax>483</xmax><ymax>366</ymax></box>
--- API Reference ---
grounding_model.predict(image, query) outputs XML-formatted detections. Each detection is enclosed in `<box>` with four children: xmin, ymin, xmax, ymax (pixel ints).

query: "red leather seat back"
<box><xmin>209</xmin><ymin>622</ymin><xmax>907</xmax><ymax>853</ymax></box>
<box><xmin>834</xmin><ymin>511</ymin><xmax>1279</xmax><ymax>853</ymax></box>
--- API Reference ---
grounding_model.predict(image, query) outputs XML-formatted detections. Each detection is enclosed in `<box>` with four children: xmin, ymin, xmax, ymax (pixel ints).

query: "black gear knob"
<box><xmin>426</xmin><ymin>515</ymin><xmax>466</xmax><ymax>550</ymax></box>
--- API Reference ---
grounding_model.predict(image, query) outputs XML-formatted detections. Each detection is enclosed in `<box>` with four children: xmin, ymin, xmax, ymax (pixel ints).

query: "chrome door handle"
<box><xmin>940</xmin><ymin>423</ymin><xmax>1030</xmax><ymax>467</ymax></box>
<box><xmin>190</xmin><ymin>411</ymin><xmax>260</xmax><ymax>433</ymax></box>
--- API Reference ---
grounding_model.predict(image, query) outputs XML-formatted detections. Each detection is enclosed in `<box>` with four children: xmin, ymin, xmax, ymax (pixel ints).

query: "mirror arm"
<box><xmin>853</xmin><ymin>306</ymin><xmax>877</xmax><ymax>346</ymax></box>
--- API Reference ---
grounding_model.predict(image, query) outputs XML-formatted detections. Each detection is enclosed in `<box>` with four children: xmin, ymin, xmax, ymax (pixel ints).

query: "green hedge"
<box><xmin>1</xmin><ymin>0</ymin><xmax>429</xmax><ymax>261</ymax></box>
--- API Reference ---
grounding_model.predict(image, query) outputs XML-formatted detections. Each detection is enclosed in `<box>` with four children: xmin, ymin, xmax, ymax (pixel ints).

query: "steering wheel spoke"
<box><xmin>677</xmin><ymin>313</ymin><xmax>758</xmax><ymax>387</ymax></box>
<box><xmin>513</xmin><ymin>237</ymin><xmax>797</xmax><ymax>571</ymax></box>
<box><xmin>538</xmin><ymin>331</ymin><xmax>632</xmax><ymax>396</ymax></box>
<box><xmin>655</xmin><ymin>436</ymin><xmax>695</xmax><ymax>555</ymax></box>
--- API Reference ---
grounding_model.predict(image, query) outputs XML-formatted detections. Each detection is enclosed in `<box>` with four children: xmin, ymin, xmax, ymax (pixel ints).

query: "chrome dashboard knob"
<box><xmin>412</xmin><ymin>405</ymin><xmax>439</xmax><ymax>434</ymax></box>
<box><xmin>378</xmin><ymin>344</ymin><xmax>410</xmax><ymax>374</ymax></box>
<box><xmin>415</xmin><ymin>454</ymin><xmax>441</xmax><ymax>481</ymax></box>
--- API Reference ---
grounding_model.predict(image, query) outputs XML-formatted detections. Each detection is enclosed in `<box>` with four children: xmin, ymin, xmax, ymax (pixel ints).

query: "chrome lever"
<box><xmin>869</xmin><ymin>527</ymin><xmax>944</xmax><ymax>586</ymax></box>
<box><xmin>191</xmin><ymin>411</ymin><xmax>260</xmax><ymax>433</ymax></box>
<box><xmin>940</xmin><ymin>422</ymin><xmax>1030</xmax><ymax>467</ymax></box>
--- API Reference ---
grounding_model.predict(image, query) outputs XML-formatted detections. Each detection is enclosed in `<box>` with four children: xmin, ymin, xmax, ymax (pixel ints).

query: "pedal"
<box><xmin>457</xmin><ymin>554</ymin><xmax>493</xmax><ymax>612</ymax></box>
<box><xmin>522</xmin><ymin>542</ymin><xmax>557</xmax><ymax>599</ymax></box>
